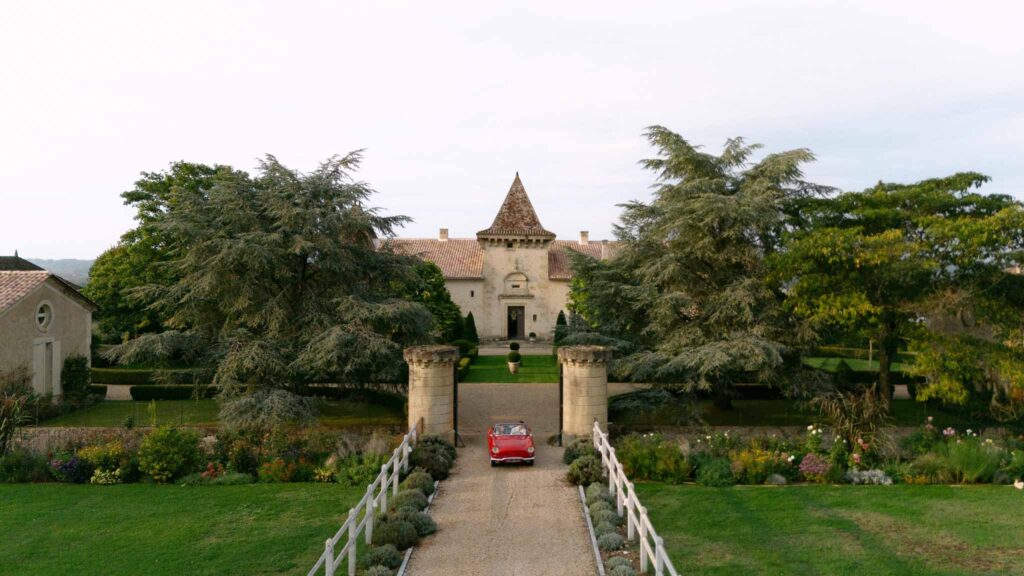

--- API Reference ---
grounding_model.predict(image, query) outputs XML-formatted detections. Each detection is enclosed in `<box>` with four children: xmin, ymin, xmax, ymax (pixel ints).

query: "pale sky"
<box><xmin>2</xmin><ymin>1</ymin><xmax>1022</xmax><ymax>259</ymax></box>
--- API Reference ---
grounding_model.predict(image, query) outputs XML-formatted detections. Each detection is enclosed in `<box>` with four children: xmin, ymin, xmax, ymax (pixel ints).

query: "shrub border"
<box><xmin>579</xmin><ymin>484</ymin><xmax>608</xmax><ymax>576</ymax></box>
<box><xmin>395</xmin><ymin>480</ymin><xmax>441</xmax><ymax>576</ymax></box>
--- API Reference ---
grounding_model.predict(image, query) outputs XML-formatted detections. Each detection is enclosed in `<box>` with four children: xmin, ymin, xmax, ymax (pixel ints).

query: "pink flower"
<box><xmin>942</xmin><ymin>427</ymin><xmax>956</xmax><ymax>437</ymax></box>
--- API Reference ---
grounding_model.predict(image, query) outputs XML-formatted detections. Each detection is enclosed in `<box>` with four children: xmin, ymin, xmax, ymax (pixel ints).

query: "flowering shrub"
<box><xmin>90</xmin><ymin>468</ymin><xmax>122</xmax><ymax>485</ymax></box>
<box><xmin>616</xmin><ymin>433</ymin><xmax>690</xmax><ymax>483</ymax></box>
<box><xmin>313</xmin><ymin>466</ymin><xmax>336</xmax><ymax>483</ymax></box>
<box><xmin>258</xmin><ymin>457</ymin><xmax>314</xmax><ymax>483</ymax></box>
<box><xmin>200</xmin><ymin>461</ymin><xmax>226</xmax><ymax>481</ymax></box>
<box><xmin>730</xmin><ymin>448</ymin><xmax>795</xmax><ymax>484</ymax></box>
<box><xmin>77</xmin><ymin>441</ymin><xmax>127</xmax><ymax>472</ymax></box>
<box><xmin>49</xmin><ymin>454</ymin><xmax>93</xmax><ymax>483</ymax></box>
<box><xmin>692</xmin><ymin>430</ymin><xmax>741</xmax><ymax>458</ymax></box>
<box><xmin>799</xmin><ymin>453</ymin><xmax>829</xmax><ymax>483</ymax></box>
<box><xmin>138</xmin><ymin>427</ymin><xmax>201</xmax><ymax>483</ymax></box>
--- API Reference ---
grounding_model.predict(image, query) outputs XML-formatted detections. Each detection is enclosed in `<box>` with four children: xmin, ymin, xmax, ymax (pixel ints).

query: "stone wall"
<box><xmin>475</xmin><ymin>241</ymin><xmax>570</xmax><ymax>340</ymax></box>
<box><xmin>558</xmin><ymin>345</ymin><xmax>612</xmax><ymax>440</ymax></box>
<box><xmin>404</xmin><ymin>345</ymin><xmax>459</xmax><ymax>441</ymax></box>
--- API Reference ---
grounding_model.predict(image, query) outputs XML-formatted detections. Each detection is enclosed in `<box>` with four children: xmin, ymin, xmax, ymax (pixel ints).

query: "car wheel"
<box><xmin>490</xmin><ymin>460</ymin><xmax>497</xmax><ymax>467</ymax></box>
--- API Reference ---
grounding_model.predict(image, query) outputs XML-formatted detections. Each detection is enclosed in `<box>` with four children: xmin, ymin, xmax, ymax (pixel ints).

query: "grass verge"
<box><xmin>460</xmin><ymin>354</ymin><xmax>559</xmax><ymax>383</ymax></box>
<box><xmin>635</xmin><ymin>483</ymin><xmax>1024</xmax><ymax>576</ymax></box>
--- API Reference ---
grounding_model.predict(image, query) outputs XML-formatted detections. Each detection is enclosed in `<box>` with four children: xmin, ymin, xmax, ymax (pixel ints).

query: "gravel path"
<box><xmin>407</xmin><ymin>383</ymin><xmax>596</xmax><ymax>576</ymax></box>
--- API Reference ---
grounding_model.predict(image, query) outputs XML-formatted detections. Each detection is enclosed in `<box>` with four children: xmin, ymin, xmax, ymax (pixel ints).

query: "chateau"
<box><xmin>388</xmin><ymin>174</ymin><xmax>615</xmax><ymax>341</ymax></box>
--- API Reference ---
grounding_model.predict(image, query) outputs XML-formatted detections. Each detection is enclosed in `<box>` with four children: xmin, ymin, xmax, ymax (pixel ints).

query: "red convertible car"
<box><xmin>488</xmin><ymin>421</ymin><xmax>535</xmax><ymax>466</ymax></box>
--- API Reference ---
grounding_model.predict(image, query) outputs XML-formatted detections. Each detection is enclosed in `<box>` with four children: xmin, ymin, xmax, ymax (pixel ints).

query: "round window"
<box><xmin>36</xmin><ymin>303</ymin><xmax>52</xmax><ymax>330</ymax></box>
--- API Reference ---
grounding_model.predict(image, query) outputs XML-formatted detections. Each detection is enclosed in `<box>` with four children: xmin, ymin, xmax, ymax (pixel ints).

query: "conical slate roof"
<box><xmin>477</xmin><ymin>173</ymin><xmax>555</xmax><ymax>239</ymax></box>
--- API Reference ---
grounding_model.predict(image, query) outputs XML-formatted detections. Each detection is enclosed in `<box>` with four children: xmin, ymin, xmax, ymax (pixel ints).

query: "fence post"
<box><xmin>626</xmin><ymin>482</ymin><xmax>636</xmax><ymax>541</ymax></box>
<box><xmin>365</xmin><ymin>486</ymin><xmax>376</xmax><ymax>545</ymax></box>
<box><xmin>347</xmin><ymin>509</ymin><xmax>357</xmax><ymax>576</ymax></box>
<box><xmin>392</xmin><ymin>460</ymin><xmax>400</xmax><ymax>498</ymax></box>
<box><xmin>402</xmin><ymin>439</ymin><xmax>410</xmax><ymax>474</ymax></box>
<box><xmin>615</xmin><ymin>463</ymin><xmax>625</xmax><ymax>516</ymax></box>
<box><xmin>655</xmin><ymin>535</ymin><xmax>665</xmax><ymax>576</ymax></box>
<box><xmin>324</xmin><ymin>538</ymin><xmax>335</xmax><ymax>576</ymax></box>
<box><xmin>380</xmin><ymin>464</ymin><xmax>389</xmax><ymax>510</ymax></box>
<box><xmin>639</xmin><ymin>505</ymin><xmax>648</xmax><ymax>573</ymax></box>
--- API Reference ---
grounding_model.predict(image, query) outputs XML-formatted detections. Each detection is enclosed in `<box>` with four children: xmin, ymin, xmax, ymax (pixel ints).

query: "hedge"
<box><xmin>129</xmin><ymin>386</ymin><xmax>218</xmax><ymax>401</ymax></box>
<box><xmin>91</xmin><ymin>368</ymin><xmax>208</xmax><ymax>386</ymax></box>
<box><xmin>86</xmin><ymin>385</ymin><xmax>107</xmax><ymax>397</ymax></box>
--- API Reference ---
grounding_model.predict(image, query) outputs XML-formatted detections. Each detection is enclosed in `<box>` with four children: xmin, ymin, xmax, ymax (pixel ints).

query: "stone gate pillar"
<box><xmin>558</xmin><ymin>345</ymin><xmax>612</xmax><ymax>440</ymax></box>
<box><xmin>404</xmin><ymin>345</ymin><xmax>459</xmax><ymax>441</ymax></box>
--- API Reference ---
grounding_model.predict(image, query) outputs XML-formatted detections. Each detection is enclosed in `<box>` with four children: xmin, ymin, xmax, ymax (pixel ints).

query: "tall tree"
<box><xmin>110</xmin><ymin>153</ymin><xmax>434</xmax><ymax>427</ymax></box>
<box><xmin>574</xmin><ymin>126</ymin><xmax>827</xmax><ymax>406</ymax></box>
<box><xmin>85</xmin><ymin>162</ymin><xmax>219</xmax><ymax>340</ymax></box>
<box><xmin>399</xmin><ymin>261</ymin><xmax>463</xmax><ymax>342</ymax></box>
<box><xmin>774</xmin><ymin>173</ymin><xmax>1024</xmax><ymax>406</ymax></box>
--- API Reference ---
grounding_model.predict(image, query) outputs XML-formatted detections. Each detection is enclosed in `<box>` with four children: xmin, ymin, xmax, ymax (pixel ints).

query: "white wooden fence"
<box><xmin>592</xmin><ymin>421</ymin><xmax>679</xmax><ymax>576</ymax></box>
<box><xmin>307</xmin><ymin>420</ymin><xmax>422</xmax><ymax>576</ymax></box>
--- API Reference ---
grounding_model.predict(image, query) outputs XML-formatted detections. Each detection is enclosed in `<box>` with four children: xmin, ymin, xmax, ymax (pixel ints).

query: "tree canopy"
<box><xmin>109</xmin><ymin>152</ymin><xmax>434</xmax><ymax>427</ymax></box>
<box><xmin>774</xmin><ymin>173</ymin><xmax>1024</xmax><ymax>409</ymax></box>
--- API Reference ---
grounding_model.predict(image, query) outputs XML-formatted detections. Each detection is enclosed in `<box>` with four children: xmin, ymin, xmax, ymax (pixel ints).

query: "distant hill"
<box><xmin>27</xmin><ymin>258</ymin><xmax>94</xmax><ymax>287</ymax></box>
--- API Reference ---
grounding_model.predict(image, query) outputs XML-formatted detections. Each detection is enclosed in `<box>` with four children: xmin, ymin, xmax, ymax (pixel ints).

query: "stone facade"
<box><xmin>0</xmin><ymin>264</ymin><xmax>96</xmax><ymax>397</ymax></box>
<box><xmin>388</xmin><ymin>174</ymin><xmax>616</xmax><ymax>341</ymax></box>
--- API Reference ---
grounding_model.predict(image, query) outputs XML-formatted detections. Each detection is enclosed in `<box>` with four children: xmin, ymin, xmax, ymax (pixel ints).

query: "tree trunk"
<box><xmin>876</xmin><ymin>324</ymin><xmax>899</xmax><ymax>409</ymax></box>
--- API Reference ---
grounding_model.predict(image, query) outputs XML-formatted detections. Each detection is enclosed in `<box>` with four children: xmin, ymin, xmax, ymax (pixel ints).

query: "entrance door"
<box><xmin>507</xmin><ymin>306</ymin><xmax>525</xmax><ymax>340</ymax></box>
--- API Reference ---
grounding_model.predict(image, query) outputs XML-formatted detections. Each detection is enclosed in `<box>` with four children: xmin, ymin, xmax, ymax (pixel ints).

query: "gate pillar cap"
<box><xmin>557</xmin><ymin>345</ymin><xmax>612</xmax><ymax>366</ymax></box>
<box><xmin>404</xmin><ymin>345</ymin><xmax>460</xmax><ymax>366</ymax></box>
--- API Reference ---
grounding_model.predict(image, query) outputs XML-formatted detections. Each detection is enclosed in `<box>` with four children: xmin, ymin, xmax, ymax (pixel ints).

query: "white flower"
<box><xmin>807</xmin><ymin>425</ymin><xmax>814</xmax><ymax>431</ymax></box>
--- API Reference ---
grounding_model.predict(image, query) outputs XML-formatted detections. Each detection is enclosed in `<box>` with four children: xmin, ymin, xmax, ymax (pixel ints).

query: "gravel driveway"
<box><xmin>406</xmin><ymin>383</ymin><xmax>596</xmax><ymax>576</ymax></box>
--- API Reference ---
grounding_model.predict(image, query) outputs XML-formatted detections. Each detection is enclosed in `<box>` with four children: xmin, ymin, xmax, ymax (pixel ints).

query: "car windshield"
<box><xmin>493</xmin><ymin>423</ymin><xmax>528</xmax><ymax>436</ymax></box>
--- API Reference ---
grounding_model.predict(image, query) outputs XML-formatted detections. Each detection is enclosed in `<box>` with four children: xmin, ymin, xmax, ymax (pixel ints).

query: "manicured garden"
<box><xmin>636</xmin><ymin>484</ymin><xmax>1024</xmax><ymax>576</ymax></box>
<box><xmin>39</xmin><ymin>398</ymin><xmax>404</xmax><ymax>428</ymax></box>
<box><xmin>0</xmin><ymin>483</ymin><xmax>364</xmax><ymax>576</ymax></box>
<box><xmin>459</xmin><ymin>354</ymin><xmax>559</xmax><ymax>383</ymax></box>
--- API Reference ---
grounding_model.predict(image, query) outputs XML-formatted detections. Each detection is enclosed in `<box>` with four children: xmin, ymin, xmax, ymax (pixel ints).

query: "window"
<box><xmin>36</xmin><ymin>303</ymin><xmax>52</xmax><ymax>330</ymax></box>
<box><xmin>470</xmin><ymin>290</ymin><xmax>475</xmax><ymax>297</ymax></box>
<box><xmin>506</xmin><ymin>242</ymin><xmax>514</xmax><ymax>249</ymax></box>
<box><xmin>532</xmin><ymin>314</ymin><xmax>537</xmax><ymax>322</ymax></box>
<box><xmin>511</xmin><ymin>284</ymin><xmax>521</xmax><ymax>289</ymax></box>
<box><xmin>504</xmin><ymin>272</ymin><xmax>529</xmax><ymax>295</ymax></box>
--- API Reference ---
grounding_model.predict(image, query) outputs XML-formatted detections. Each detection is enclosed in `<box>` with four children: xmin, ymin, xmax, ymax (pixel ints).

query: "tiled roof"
<box><xmin>477</xmin><ymin>174</ymin><xmax>555</xmax><ymax>239</ymax></box>
<box><xmin>385</xmin><ymin>239</ymin><xmax>484</xmax><ymax>279</ymax></box>
<box><xmin>0</xmin><ymin>256</ymin><xmax>44</xmax><ymax>271</ymax></box>
<box><xmin>548</xmin><ymin>241</ymin><xmax>619</xmax><ymax>280</ymax></box>
<box><xmin>0</xmin><ymin>271</ymin><xmax>49</xmax><ymax>313</ymax></box>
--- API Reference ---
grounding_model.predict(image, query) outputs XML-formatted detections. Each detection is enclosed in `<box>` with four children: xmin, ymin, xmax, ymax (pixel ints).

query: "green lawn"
<box><xmin>0</xmin><ymin>483</ymin><xmax>363</xmax><ymax>576</ymax></box>
<box><xmin>460</xmin><ymin>354</ymin><xmax>560</xmax><ymax>383</ymax></box>
<box><xmin>611</xmin><ymin>398</ymin><xmax>978</xmax><ymax>429</ymax></box>
<box><xmin>636</xmin><ymin>484</ymin><xmax>1024</xmax><ymax>576</ymax></box>
<box><xmin>40</xmin><ymin>399</ymin><xmax>404</xmax><ymax>428</ymax></box>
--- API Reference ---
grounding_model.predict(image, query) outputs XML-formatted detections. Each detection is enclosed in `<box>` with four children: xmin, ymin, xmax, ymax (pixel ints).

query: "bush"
<box><xmin>450</xmin><ymin>339</ymin><xmax>475</xmax><ymax>356</ymax></box>
<box><xmin>585</xmin><ymin>482</ymin><xmax>611</xmax><ymax>503</ymax></box>
<box><xmin>593</xmin><ymin>520</ymin><xmax>617</xmax><ymax>537</ymax></box>
<box><xmin>456</xmin><ymin>357</ymin><xmax>472</xmax><ymax>381</ymax></box>
<box><xmin>591</xmin><ymin>509</ymin><xmax>622</xmax><ymax>527</ymax></box>
<box><xmin>0</xmin><ymin>395</ymin><xmax>28</xmax><ymax>456</ymax></box>
<box><xmin>365</xmin><ymin>566</ymin><xmax>394</xmax><ymax>576</ymax></box>
<box><xmin>568</xmin><ymin>455</ymin><xmax>604</xmax><ymax>485</ymax></box>
<box><xmin>609</xmin><ymin>565</ymin><xmax>636</xmax><ymax>576</ymax></box>
<box><xmin>910</xmin><ymin>452</ymin><xmax>951</xmax><ymax>484</ymax></box>
<box><xmin>409</xmin><ymin>444</ymin><xmax>454</xmax><ymax>481</ymax></box>
<box><xmin>617</xmin><ymin>433</ymin><xmax>690</xmax><ymax>483</ymax></box>
<box><xmin>407</xmin><ymin>511</ymin><xmax>437</xmax><ymax>536</ymax></box>
<box><xmin>798</xmin><ymin>453</ymin><xmax>830</xmax><ymax>483</ymax></box>
<box><xmin>90</xmin><ymin>468</ymin><xmax>122</xmax><ymax>485</ymax></box>
<box><xmin>597</xmin><ymin>532</ymin><xmax>624</xmax><ymax>551</ymax></box>
<box><xmin>944</xmin><ymin>437</ymin><xmax>1002</xmax><ymax>483</ymax></box>
<box><xmin>400</xmin><ymin>469</ymin><xmax>435</xmax><ymax>496</ymax></box>
<box><xmin>607</xmin><ymin>557</ymin><xmax>633</xmax><ymax>569</ymax></box>
<box><xmin>462</xmin><ymin>312</ymin><xmax>479</xmax><ymax>344</ymax></box>
<box><xmin>0</xmin><ymin>450</ymin><xmax>50</xmax><ymax>483</ymax></box>
<box><xmin>564</xmin><ymin>438</ymin><xmax>597</xmax><ymax>465</ymax></box>
<box><xmin>373</xmin><ymin>519</ymin><xmax>419</xmax><ymax>550</ymax></box>
<box><xmin>48</xmin><ymin>454</ymin><xmax>93</xmax><ymax>483</ymax></box>
<box><xmin>696</xmin><ymin>457</ymin><xmax>735</xmax><ymax>487</ymax></box>
<box><xmin>507</xmin><ymin>351</ymin><xmax>521</xmax><ymax>363</ymax></box>
<box><xmin>844</xmin><ymin>469</ymin><xmax>893</xmax><ymax>485</ymax></box>
<box><xmin>729</xmin><ymin>448</ymin><xmax>794</xmax><ymax>485</ymax></box>
<box><xmin>392</xmin><ymin>489</ymin><xmax>429</xmax><ymax>511</ymax></box>
<box><xmin>77</xmin><ymin>440</ymin><xmax>127</xmax><ymax>471</ymax></box>
<box><xmin>999</xmin><ymin>449</ymin><xmax>1024</xmax><ymax>481</ymax></box>
<box><xmin>130</xmin><ymin>385</ymin><xmax>216</xmax><ymax>401</ymax></box>
<box><xmin>509</xmin><ymin>342</ymin><xmax>520</xmax><ymax>351</ymax></box>
<box><xmin>138</xmin><ymin>426</ymin><xmax>201</xmax><ymax>483</ymax></box>
<box><xmin>258</xmin><ymin>458</ymin><xmax>315</xmax><ymax>483</ymax></box>
<box><xmin>589</xmin><ymin>500</ymin><xmax>612</xmax><ymax>516</ymax></box>
<box><xmin>208</xmin><ymin>472</ymin><xmax>256</xmax><ymax>485</ymax></box>
<box><xmin>419</xmin><ymin>436</ymin><xmax>457</xmax><ymax>461</ymax></box>
<box><xmin>362</xmin><ymin>544</ymin><xmax>403</xmax><ymax>569</ymax></box>
<box><xmin>61</xmin><ymin>355</ymin><xmax>91</xmax><ymax>398</ymax></box>
<box><xmin>86</xmin><ymin>385</ymin><xmax>107</xmax><ymax>397</ymax></box>
<box><xmin>335</xmin><ymin>453</ymin><xmax>389</xmax><ymax>487</ymax></box>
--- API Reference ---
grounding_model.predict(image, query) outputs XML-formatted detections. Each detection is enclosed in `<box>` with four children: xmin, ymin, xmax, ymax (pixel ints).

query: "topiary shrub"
<box><xmin>400</xmin><ymin>468</ymin><xmax>435</xmax><ymax>496</ymax></box>
<box><xmin>608</xmin><ymin>565</ymin><xmax>636</xmax><ymax>576</ymax></box>
<box><xmin>592</xmin><ymin>509</ymin><xmax>622</xmax><ymax>527</ymax></box>
<box><xmin>364</xmin><ymin>566</ymin><xmax>394</xmax><ymax>576</ymax></box>
<box><xmin>593</xmin><ymin>520</ymin><xmax>617</xmax><ymax>537</ymax></box>
<box><xmin>589</xmin><ymin>500</ymin><xmax>612</xmax><ymax>516</ymax></box>
<box><xmin>408</xmin><ymin>511</ymin><xmax>437</xmax><ymax>536</ymax></box>
<box><xmin>361</xmin><ymin>544</ymin><xmax>402</xmax><ymax>569</ymax></box>
<box><xmin>567</xmin><ymin>455</ymin><xmax>604</xmax><ymax>485</ymax></box>
<box><xmin>507</xmin><ymin>351</ymin><xmax>521</xmax><ymax>363</ymax></box>
<box><xmin>138</xmin><ymin>426</ymin><xmax>200</xmax><ymax>483</ymax></box>
<box><xmin>697</xmin><ymin>457</ymin><xmax>735</xmax><ymax>487</ymax></box>
<box><xmin>597</xmin><ymin>532</ymin><xmax>624</xmax><ymax>551</ymax></box>
<box><xmin>372</xmin><ymin>519</ymin><xmax>419</xmax><ymax>550</ymax></box>
<box><xmin>463</xmin><ymin>312</ymin><xmax>479</xmax><ymax>344</ymax></box>
<box><xmin>392</xmin><ymin>489</ymin><xmax>428</xmax><ymax>511</ymax></box>
<box><xmin>60</xmin><ymin>354</ymin><xmax>91</xmax><ymax>398</ymax></box>
<box><xmin>509</xmin><ymin>342</ymin><xmax>520</xmax><ymax>351</ymax></box>
<box><xmin>564</xmin><ymin>439</ymin><xmax>598</xmax><ymax>465</ymax></box>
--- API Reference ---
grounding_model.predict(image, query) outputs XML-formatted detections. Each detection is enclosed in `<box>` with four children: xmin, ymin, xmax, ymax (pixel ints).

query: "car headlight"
<box><xmin>527</xmin><ymin>446</ymin><xmax>535</xmax><ymax>453</ymax></box>
<box><xmin>491</xmin><ymin>446</ymin><xmax>499</xmax><ymax>454</ymax></box>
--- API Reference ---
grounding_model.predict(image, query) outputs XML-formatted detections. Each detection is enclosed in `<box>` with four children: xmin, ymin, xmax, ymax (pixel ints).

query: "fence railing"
<box><xmin>307</xmin><ymin>419</ymin><xmax>422</xmax><ymax>576</ymax></box>
<box><xmin>592</xmin><ymin>421</ymin><xmax>679</xmax><ymax>576</ymax></box>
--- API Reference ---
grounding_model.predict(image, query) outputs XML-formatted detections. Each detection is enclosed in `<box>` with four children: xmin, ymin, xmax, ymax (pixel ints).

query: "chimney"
<box><xmin>439</xmin><ymin>228</ymin><xmax>449</xmax><ymax>241</ymax></box>
<box><xmin>579</xmin><ymin>231</ymin><xmax>589</xmax><ymax>245</ymax></box>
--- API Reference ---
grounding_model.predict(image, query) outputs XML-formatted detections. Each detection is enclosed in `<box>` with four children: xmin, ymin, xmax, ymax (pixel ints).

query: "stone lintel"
<box><xmin>403</xmin><ymin>345</ymin><xmax>460</xmax><ymax>367</ymax></box>
<box><xmin>557</xmin><ymin>345</ymin><xmax>612</xmax><ymax>366</ymax></box>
